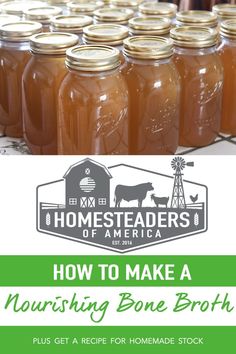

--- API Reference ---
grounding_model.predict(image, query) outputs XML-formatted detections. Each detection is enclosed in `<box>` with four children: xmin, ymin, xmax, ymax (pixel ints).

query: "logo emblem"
<box><xmin>37</xmin><ymin>157</ymin><xmax>208</xmax><ymax>253</ymax></box>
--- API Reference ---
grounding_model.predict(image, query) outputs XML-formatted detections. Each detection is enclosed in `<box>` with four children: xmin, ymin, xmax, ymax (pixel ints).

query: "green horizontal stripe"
<box><xmin>0</xmin><ymin>326</ymin><xmax>235</xmax><ymax>353</ymax></box>
<box><xmin>0</xmin><ymin>256</ymin><xmax>235</xmax><ymax>286</ymax></box>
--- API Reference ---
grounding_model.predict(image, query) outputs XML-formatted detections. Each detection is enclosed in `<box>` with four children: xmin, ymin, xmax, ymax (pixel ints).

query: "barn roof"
<box><xmin>63</xmin><ymin>158</ymin><xmax>112</xmax><ymax>179</ymax></box>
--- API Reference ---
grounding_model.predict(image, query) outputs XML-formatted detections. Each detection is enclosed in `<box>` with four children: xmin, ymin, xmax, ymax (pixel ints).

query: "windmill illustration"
<box><xmin>171</xmin><ymin>157</ymin><xmax>194</xmax><ymax>209</ymax></box>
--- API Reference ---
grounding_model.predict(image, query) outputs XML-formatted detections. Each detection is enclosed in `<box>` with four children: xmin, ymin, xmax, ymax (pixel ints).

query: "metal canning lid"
<box><xmin>83</xmin><ymin>23</ymin><xmax>128</xmax><ymax>45</ymax></box>
<box><xmin>129</xmin><ymin>16</ymin><xmax>171</xmax><ymax>35</ymax></box>
<box><xmin>0</xmin><ymin>14</ymin><xmax>20</xmax><ymax>26</ymax></box>
<box><xmin>51</xmin><ymin>15</ymin><xmax>93</xmax><ymax>33</ymax></box>
<box><xmin>139</xmin><ymin>2</ymin><xmax>177</xmax><ymax>18</ymax></box>
<box><xmin>170</xmin><ymin>26</ymin><xmax>218</xmax><ymax>48</ymax></box>
<box><xmin>66</xmin><ymin>45</ymin><xmax>120</xmax><ymax>71</ymax></box>
<box><xmin>123</xmin><ymin>36</ymin><xmax>173</xmax><ymax>59</ymax></box>
<box><xmin>30</xmin><ymin>32</ymin><xmax>78</xmax><ymax>54</ymax></box>
<box><xmin>94</xmin><ymin>7</ymin><xmax>134</xmax><ymax>23</ymax></box>
<box><xmin>0</xmin><ymin>1</ymin><xmax>46</xmax><ymax>16</ymax></box>
<box><xmin>67</xmin><ymin>1</ymin><xmax>104</xmax><ymax>15</ymax></box>
<box><xmin>213</xmin><ymin>4</ymin><xmax>236</xmax><ymax>19</ymax></box>
<box><xmin>176</xmin><ymin>11</ymin><xmax>218</xmax><ymax>28</ymax></box>
<box><xmin>48</xmin><ymin>0</ymin><xmax>70</xmax><ymax>4</ymax></box>
<box><xmin>110</xmin><ymin>0</ymin><xmax>141</xmax><ymax>9</ymax></box>
<box><xmin>24</xmin><ymin>6</ymin><xmax>63</xmax><ymax>24</ymax></box>
<box><xmin>0</xmin><ymin>21</ymin><xmax>42</xmax><ymax>41</ymax></box>
<box><xmin>220</xmin><ymin>19</ymin><xmax>236</xmax><ymax>39</ymax></box>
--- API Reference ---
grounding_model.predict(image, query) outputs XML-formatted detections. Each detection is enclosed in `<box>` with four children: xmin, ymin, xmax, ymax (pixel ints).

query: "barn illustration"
<box><xmin>64</xmin><ymin>159</ymin><xmax>112</xmax><ymax>209</ymax></box>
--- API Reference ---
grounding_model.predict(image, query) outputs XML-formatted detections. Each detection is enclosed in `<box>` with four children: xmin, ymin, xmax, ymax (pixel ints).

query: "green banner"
<box><xmin>0</xmin><ymin>326</ymin><xmax>235</xmax><ymax>353</ymax></box>
<box><xmin>0</xmin><ymin>255</ymin><xmax>235</xmax><ymax>286</ymax></box>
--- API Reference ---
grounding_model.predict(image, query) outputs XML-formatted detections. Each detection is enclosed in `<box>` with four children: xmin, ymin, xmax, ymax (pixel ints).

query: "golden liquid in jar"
<box><xmin>22</xmin><ymin>55</ymin><xmax>67</xmax><ymax>154</ymax></box>
<box><xmin>218</xmin><ymin>41</ymin><xmax>236</xmax><ymax>135</ymax></box>
<box><xmin>173</xmin><ymin>49</ymin><xmax>223</xmax><ymax>147</ymax></box>
<box><xmin>58</xmin><ymin>69</ymin><xmax>129</xmax><ymax>155</ymax></box>
<box><xmin>122</xmin><ymin>59</ymin><xmax>180</xmax><ymax>155</ymax></box>
<box><xmin>0</xmin><ymin>47</ymin><xmax>31</xmax><ymax>137</ymax></box>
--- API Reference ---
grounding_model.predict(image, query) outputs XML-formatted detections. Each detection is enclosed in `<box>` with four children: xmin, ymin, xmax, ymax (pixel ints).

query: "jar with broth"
<box><xmin>0</xmin><ymin>21</ymin><xmax>42</xmax><ymax>138</ymax></box>
<box><xmin>213</xmin><ymin>4</ymin><xmax>236</xmax><ymax>23</ymax></box>
<box><xmin>138</xmin><ymin>2</ymin><xmax>177</xmax><ymax>24</ymax></box>
<box><xmin>0</xmin><ymin>1</ymin><xmax>46</xmax><ymax>19</ymax></box>
<box><xmin>218</xmin><ymin>19</ymin><xmax>236</xmax><ymax>135</ymax></box>
<box><xmin>122</xmin><ymin>36</ymin><xmax>180</xmax><ymax>155</ymax></box>
<box><xmin>176</xmin><ymin>11</ymin><xmax>218</xmax><ymax>28</ymax></box>
<box><xmin>83</xmin><ymin>23</ymin><xmax>129</xmax><ymax>61</ymax></box>
<box><xmin>110</xmin><ymin>0</ymin><xmax>142</xmax><ymax>15</ymax></box>
<box><xmin>128</xmin><ymin>16</ymin><xmax>171</xmax><ymax>37</ymax></box>
<box><xmin>67</xmin><ymin>1</ymin><xmax>104</xmax><ymax>16</ymax></box>
<box><xmin>47</xmin><ymin>0</ymin><xmax>70</xmax><ymax>15</ymax></box>
<box><xmin>58</xmin><ymin>45</ymin><xmax>129</xmax><ymax>155</ymax></box>
<box><xmin>171</xmin><ymin>26</ymin><xmax>223</xmax><ymax>147</ymax></box>
<box><xmin>51</xmin><ymin>15</ymin><xmax>93</xmax><ymax>41</ymax></box>
<box><xmin>22</xmin><ymin>32</ymin><xmax>78</xmax><ymax>155</ymax></box>
<box><xmin>24</xmin><ymin>6</ymin><xmax>63</xmax><ymax>32</ymax></box>
<box><xmin>0</xmin><ymin>14</ymin><xmax>20</xmax><ymax>25</ymax></box>
<box><xmin>94</xmin><ymin>7</ymin><xmax>134</xmax><ymax>25</ymax></box>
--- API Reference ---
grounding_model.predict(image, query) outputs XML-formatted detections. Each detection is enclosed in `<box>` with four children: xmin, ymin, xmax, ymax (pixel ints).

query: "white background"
<box><xmin>0</xmin><ymin>287</ymin><xmax>236</xmax><ymax>326</ymax></box>
<box><xmin>0</xmin><ymin>155</ymin><xmax>234</xmax><ymax>255</ymax></box>
<box><xmin>0</xmin><ymin>155</ymin><xmax>235</xmax><ymax>327</ymax></box>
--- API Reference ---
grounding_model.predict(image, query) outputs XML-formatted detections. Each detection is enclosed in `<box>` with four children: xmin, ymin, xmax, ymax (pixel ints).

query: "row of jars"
<box><xmin>1</xmin><ymin>1</ymin><xmax>236</xmax><ymax>26</ymax></box>
<box><xmin>1</xmin><ymin>18</ymin><xmax>236</xmax><ymax>155</ymax></box>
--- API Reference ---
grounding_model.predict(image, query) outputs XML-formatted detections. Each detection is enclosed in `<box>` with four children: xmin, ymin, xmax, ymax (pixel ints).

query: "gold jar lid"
<box><xmin>220</xmin><ymin>19</ymin><xmax>236</xmax><ymax>39</ymax></box>
<box><xmin>0</xmin><ymin>21</ymin><xmax>42</xmax><ymax>41</ymax></box>
<box><xmin>66</xmin><ymin>45</ymin><xmax>120</xmax><ymax>71</ymax></box>
<box><xmin>176</xmin><ymin>11</ymin><xmax>218</xmax><ymax>28</ymax></box>
<box><xmin>0</xmin><ymin>14</ymin><xmax>20</xmax><ymax>26</ymax></box>
<box><xmin>94</xmin><ymin>7</ymin><xmax>134</xmax><ymax>24</ymax></box>
<box><xmin>48</xmin><ymin>0</ymin><xmax>70</xmax><ymax>4</ymax></box>
<box><xmin>139</xmin><ymin>2</ymin><xmax>177</xmax><ymax>18</ymax></box>
<box><xmin>0</xmin><ymin>1</ymin><xmax>46</xmax><ymax>16</ymax></box>
<box><xmin>24</xmin><ymin>6</ymin><xmax>63</xmax><ymax>24</ymax></box>
<box><xmin>30</xmin><ymin>32</ymin><xmax>78</xmax><ymax>54</ymax></box>
<box><xmin>170</xmin><ymin>26</ymin><xmax>218</xmax><ymax>48</ymax></box>
<box><xmin>213</xmin><ymin>4</ymin><xmax>236</xmax><ymax>20</ymax></box>
<box><xmin>51</xmin><ymin>15</ymin><xmax>93</xmax><ymax>33</ymax></box>
<box><xmin>110</xmin><ymin>0</ymin><xmax>141</xmax><ymax>10</ymax></box>
<box><xmin>123</xmin><ymin>36</ymin><xmax>173</xmax><ymax>59</ymax></box>
<box><xmin>67</xmin><ymin>1</ymin><xmax>104</xmax><ymax>16</ymax></box>
<box><xmin>83</xmin><ymin>23</ymin><xmax>128</xmax><ymax>45</ymax></box>
<box><xmin>129</xmin><ymin>16</ymin><xmax>171</xmax><ymax>35</ymax></box>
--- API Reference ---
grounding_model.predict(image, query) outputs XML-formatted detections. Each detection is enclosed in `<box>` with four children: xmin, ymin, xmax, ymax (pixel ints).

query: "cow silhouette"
<box><xmin>114</xmin><ymin>183</ymin><xmax>154</xmax><ymax>207</ymax></box>
<box><xmin>151</xmin><ymin>194</ymin><xmax>169</xmax><ymax>208</ymax></box>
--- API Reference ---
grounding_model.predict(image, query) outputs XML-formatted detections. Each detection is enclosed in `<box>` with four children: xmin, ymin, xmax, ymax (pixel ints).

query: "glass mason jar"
<box><xmin>67</xmin><ymin>1</ymin><xmax>104</xmax><ymax>16</ymax></box>
<box><xmin>47</xmin><ymin>0</ymin><xmax>70</xmax><ymax>15</ymax></box>
<box><xmin>110</xmin><ymin>0</ymin><xmax>143</xmax><ymax>16</ymax></box>
<box><xmin>128</xmin><ymin>16</ymin><xmax>171</xmax><ymax>37</ymax></box>
<box><xmin>22</xmin><ymin>32</ymin><xmax>78</xmax><ymax>155</ymax></box>
<box><xmin>51</xmin><ymin>15</ymin><xmax>93</xmax><ymax>42</ymax></box>
<box><xmin>58</xmin><ymin>45</ymin><xmax>129</xmax><ymax>155</ymax></box>
<box><xmin>0</xmin><ymin>14</ymin><xmax>20</xmax><ymax>25</ymax></box>
<box><xmin>176</xmin><ymin>10</ymin><xmax>218</xmax><ymax>28</ymax></box>
<box><xmin>82</xmin><ymin>23</ymin><xmax>129</xmax><ymax>62</ymax></box>
<box><xmin>171</xmin><ymin>26</ymin><xmax>224</xmax><ymax>147</ymax></box>
<box><xmin>138</xmin><ymin>2</ymin><xmax>177</xmax><ymax>24</ymax></box>
<box><xmin>93</xmin><ymin>7</ymin><xmax>134</xmax><ymax>25</ymax></box>
<box><xmin>213</xmin><ymin>4</ymin><xmax>236</xmax><ymax>23</ymax></box>
<box><xmin>0</xmin><ymin>21</ymin><xmax>42</xmax><ymax>138</ymax></box>
<box><xmin>24</xmin><ymin>6</ymin><xmax>63</xmax><ymax>32</ymax></box>
<box><xmin>0</xmin><ymin>1</ymin><xmax>46</xmax><ymax>19</ymax></box>
<box><xmin>218</xmin><ymin>19</ymin><xmax>236</xmax><ymax>135</ymax></box>
<box><xmin>122</xmin><ymin>36</ymin><xmax>180</xmax><ymax>155</ymax></box>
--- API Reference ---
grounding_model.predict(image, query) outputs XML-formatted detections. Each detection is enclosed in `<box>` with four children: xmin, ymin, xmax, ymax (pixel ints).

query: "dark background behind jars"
<box><xmin>159</xmin><ymin>0</ymin><xmax>236</xmax><ymax>10</ymax></box>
